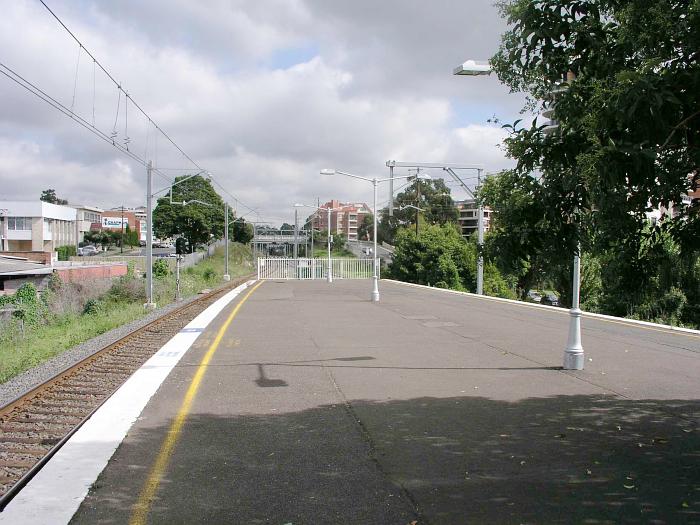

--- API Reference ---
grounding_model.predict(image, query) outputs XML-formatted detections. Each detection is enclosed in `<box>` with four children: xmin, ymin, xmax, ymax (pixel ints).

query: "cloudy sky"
<box><xmin>0</xmin><ymin>0</ymin><xmax>525</xmax><ymax>225</ymax></box>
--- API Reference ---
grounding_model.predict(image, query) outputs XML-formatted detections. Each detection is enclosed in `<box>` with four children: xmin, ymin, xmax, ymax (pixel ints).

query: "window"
<box><xmin>8</xmin><ymin>217</ymin><xmax>32</xmax><ymax>230</ymax></box>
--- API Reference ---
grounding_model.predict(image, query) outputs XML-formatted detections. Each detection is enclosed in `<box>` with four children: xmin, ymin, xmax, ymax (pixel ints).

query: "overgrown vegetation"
<box><xmin>0</xmin><ymin>243</ymin><xmax>253</xmax><ymax>383</ymax></box>
<box><xmin>477</xmin><ymin>0</ymin><xmax>700</xmax><ymax>328</ymax></box>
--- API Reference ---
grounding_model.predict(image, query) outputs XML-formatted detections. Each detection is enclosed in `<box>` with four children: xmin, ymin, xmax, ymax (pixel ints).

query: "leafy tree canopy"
<box><xmin>379</xmin><ymin>178</ymin><xmax>458</xmax><ymax>244</ymax></box>
<box><xmin>40</xmin><ymin>189</ymin><xmax>68</xmax><ymax>205</ymax></box>
<box><xmin>491</xmin><ymin>0</ymin><xmax>699</xmax><ymax>254</ymax></box>
<box><xmin>153</xmin><ymin>175</ymin><xmax>225</xmax><ymax>251</ymax></box>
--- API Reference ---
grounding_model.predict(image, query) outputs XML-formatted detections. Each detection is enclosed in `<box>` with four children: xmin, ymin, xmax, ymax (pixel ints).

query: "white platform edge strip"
<box><xmin>0</xmin><ymin>279</ymin><xmax>257</xmax><ymax>525</ymax></box>
<box><xmin>384</xmin><ymin>279</ymin><xmax>700</xmax><ymax>336</ymax></box>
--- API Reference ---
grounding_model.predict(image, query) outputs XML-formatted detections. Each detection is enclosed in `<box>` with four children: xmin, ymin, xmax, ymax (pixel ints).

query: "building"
<box><xmin>71</xmin><ymin>205</ymin><xmax>103</xmax><ymax>243</ymax></box>
<box><xmin>309</xmin><ymin>200</ymin><xmax>372</xmax><ymax>241</ymax></box>
<box><xmin>106</xmin><ymin>206</ymin><xmax>147</xmax><ymax>242</ymax></box>
<box><xmin>0</xmin><ymin>201</ymin><xmax>77</xmax><ymax>253</ymax></box>
<box><xmin>455</xmin><ymin>200</ymin><xmax>492</xmax><ymax>238</ymax></box>
<box><xmin>101</xmin><ymin>208</ymin><xmax>144</xmax><ymax>241</ymax></box>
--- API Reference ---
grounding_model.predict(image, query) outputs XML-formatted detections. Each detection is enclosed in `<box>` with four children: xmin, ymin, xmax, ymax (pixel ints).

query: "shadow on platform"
<box><xmin>72</xmin><ymin>394</ymin><xmax>699</xmax><ymax>525</ymax></box>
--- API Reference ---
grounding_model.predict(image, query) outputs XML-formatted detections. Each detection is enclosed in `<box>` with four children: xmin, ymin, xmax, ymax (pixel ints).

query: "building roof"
<box><xmin>0</xmin><ymin>255</ymin><xmax>51</xmax><ymax>276</ymax></box>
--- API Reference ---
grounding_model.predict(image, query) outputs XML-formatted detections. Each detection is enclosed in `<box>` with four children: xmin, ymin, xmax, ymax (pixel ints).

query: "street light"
<box><xmin>320</xmin><ymin>169</ymin><xmax>431</xmax><ymax>302</ymax></box>
<box><xmin>453</xmin><ymin>58</ymin><xmax>584</xmax><ymax>370</ymax></box>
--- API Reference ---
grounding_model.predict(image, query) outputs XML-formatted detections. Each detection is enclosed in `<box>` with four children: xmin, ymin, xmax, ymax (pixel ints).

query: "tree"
<box><xmin>40</xmin><ymin>189</ymin><xmax>68</xmax><ymax>205</ymax></box>
<box><xmin>487</xmin><ymin>0</ymin><xmax>700</xmax><ymax>322</ymax></box>
<box><xmin>233</xmin><ymin>219</ymin><xmax>254</xmax><ymax>244</ymax></box>
<box><xmin>153</xmin><ymin>175</ymin><xmax>225</xmax><ymax>252</ymax></box>
<box><xmin>378</xmin><ymin>178</ymin><xmax>458</xmax><ymax>244</ymax></box>
<box><xmin>357</xmin><ymin>214</ymin><xmax>373</xmax><ymax>241</ymax></box>
<box><xmin>390</xmin><ymin>224</ymin><xmax>476</xmax><ymax>291</ymax></box>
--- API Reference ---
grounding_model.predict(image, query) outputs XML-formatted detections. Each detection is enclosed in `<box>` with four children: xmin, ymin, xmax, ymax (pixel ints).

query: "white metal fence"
<box><xmin>257</xmin><ymin>257</ymin><xmax>377</xmax><ymax>280</ymax></box>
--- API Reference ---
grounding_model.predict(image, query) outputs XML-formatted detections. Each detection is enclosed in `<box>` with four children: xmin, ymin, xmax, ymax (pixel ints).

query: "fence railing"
<box><xmin>257</xmin><ymin>257</ymin><xmax>377</xmax><ymax>280</ymax></box>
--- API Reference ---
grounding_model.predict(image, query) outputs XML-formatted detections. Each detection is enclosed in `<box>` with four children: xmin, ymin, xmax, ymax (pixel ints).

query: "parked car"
<box><xmin>78</xmin><ymin>245</ymin><xmax>98</xmax><ymax>256</ymax></box>
<box><xmin>526</xmin><ymin>290</ymin><xmax>542</xmax><ymax>303</ymax></box>
<box><xmin>540</xmin><ymin>292</ymin><xmax>560</xmax><ymax>306</ymax></box>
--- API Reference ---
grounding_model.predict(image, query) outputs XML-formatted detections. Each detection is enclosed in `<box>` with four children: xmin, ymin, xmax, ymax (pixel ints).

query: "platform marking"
<box><xmin>0</xmin><ymin>280</ymin><xmax>257</xmax><ymax>525</ymax></box>
<box><xmin>130</xmin><ymin>280</ymin><xmax>264</xmax><ymax>525</ymax></box>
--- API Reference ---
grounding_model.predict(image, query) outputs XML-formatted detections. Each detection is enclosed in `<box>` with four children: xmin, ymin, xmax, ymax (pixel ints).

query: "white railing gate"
<box><xmin>257</xmin><ymin>257</ymin><xmax>378</xmax><ymax>280</ymax></box>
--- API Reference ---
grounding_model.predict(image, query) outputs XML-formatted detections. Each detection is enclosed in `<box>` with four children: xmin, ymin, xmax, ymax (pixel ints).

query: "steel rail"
<box><xmin>0</xmin><ymin>273</ymin><xmax>254</xmax><ymax>510</ymax></box>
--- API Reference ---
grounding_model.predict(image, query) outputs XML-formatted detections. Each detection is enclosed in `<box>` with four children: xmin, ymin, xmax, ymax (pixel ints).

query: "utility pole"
<box><xmin>145</xmin><ymin>161</ymin><xmax>155</xmax><ymax>309</ymax></box>
<box><xmin>327</xmin><ymin>205</ymin><xmax>332</xmax><ymax>283</ymax></box>
<box><xmin>415</xmin><ymin>171</ymin><xmax>421</xmax><ymax>236</ymax></box>
<box><xmin>294</xmin><ymin>207</ymin><xmax>299</xmax><ymax>259</ymax></box>
<box><xmin>120</xmin><ymin>205</ymin><xmax>125</xmax><ymax>254</ymax></box>
<box><xmin>476</xmin><ymin>168</ymin><xmax>484</xmax><ymax>295</ymax></box>
<box><xmin>223</xmin><ymin>201</ymin><xmax>230</xmax><ymax>281</ymax></box>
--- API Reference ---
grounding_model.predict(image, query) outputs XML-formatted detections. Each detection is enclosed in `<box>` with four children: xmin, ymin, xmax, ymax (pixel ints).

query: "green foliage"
<box><xmin>152</xmin><ymin>258</ymin><xmax>170</xmax><ymax>278</ymax></box>
<box><xmin>233</xmin><ymin>219</ymin><xmax>254</xmax><ymax>244</ymax></box>
<box><xmin>47</xmin><ymin>273</ymin><xmax>63</xmax><ymax>292</ymax></box>
<box><xmin>481</xmin><ymin>0</ymin><xmax>700</xmax><ymax>326</ymax></box>
<box><xmin>390</xmin><ymin>224</ymin><xmax>476</xmax><ymax>291</ymax></box>
<box><xmin>483</xmin><ymin>263</ymin><xmax>517</xmax><ymax>300</ymax></box>
<box><xmin>378</xmin><ymin>178</ymin><xmax>458</xmax><ymax>244</ymax></box>
<box><xmin>153</xmin><ymin>175</ymin><xmax>225</xmax><ymax>251</ymax></box>
<box><xmin>12</xmin><ymin>283</ymin><xmax>44</xmax><ymax>325</ymax></box>
<box><xmin>123</xmin><ymin>224</ymin><xmax>139</xmax><ymax>247</ymax></box>
<box><xmin>357</xmin><ymin>214</ymin><xmax>373</xmax><ymax>242</ymax></box>
<box><xmin>40</xmin><ymin>188</ymin><xmax>68</xmax><ymax>205</ymax></box>
<box><xmin>82</xmin><ymin>298</ymin><xmax>103</xmax><ymax>316</ymax></box>
<box><xmin>55</xmin><ymin>245</ymin><xmax>77</xmax><ymax>261</ymax></box>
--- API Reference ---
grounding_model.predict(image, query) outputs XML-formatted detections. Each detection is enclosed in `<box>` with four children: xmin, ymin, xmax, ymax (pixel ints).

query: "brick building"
<box><xmin>308</xmin><ymin>200</ymin><xmax>372</xmax><ymax>241</ymax></box>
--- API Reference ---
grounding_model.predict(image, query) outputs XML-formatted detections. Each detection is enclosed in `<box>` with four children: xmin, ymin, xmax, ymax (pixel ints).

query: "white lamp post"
<box><xmin>454</xmin><ymin>58</ymin><xmax>584</xmax><ymax>369</ymax></box>
<box><xmin>320</xmin><ymin>169</ymin><xmax>430</xmax><ymax>302</ymax></box>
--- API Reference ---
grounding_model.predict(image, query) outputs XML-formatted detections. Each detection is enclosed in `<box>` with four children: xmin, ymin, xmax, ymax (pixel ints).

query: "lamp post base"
<box><xmin>563</xmin><ymin>307</ymin><xmax>584</xmax><ymax>370</ymax></box>
<box><xmin>371</xmin><ymin>276</ymin><xmax>380</xmax><ymax>302</ymax></box>
<box><xmin>223</xmin><ymin>274</ymin><xmax>231</xmax><ymax>282</ymax></box>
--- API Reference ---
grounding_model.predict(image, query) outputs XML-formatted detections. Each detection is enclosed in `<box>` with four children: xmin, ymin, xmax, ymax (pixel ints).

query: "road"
<box><xmin>346</xmin><ymin>240</ymin><xmax>393</xmax><ymax>265</ymax></box>
<box><xmin>69</xmin><ymin>279</ymin><xmax>699</xmax><ymax>524</ymax></box>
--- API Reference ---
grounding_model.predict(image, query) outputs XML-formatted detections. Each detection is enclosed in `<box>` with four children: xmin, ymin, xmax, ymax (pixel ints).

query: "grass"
<box><xmin>0</xmin><ymin>243</ymin><xmax>253</xmax><ymax>385</ymax></box>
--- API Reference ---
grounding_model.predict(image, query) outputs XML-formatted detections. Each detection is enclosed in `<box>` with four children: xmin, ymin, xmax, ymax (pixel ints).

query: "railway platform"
<box><xmin>5</xmin><ymin>279</ymin><xmax>700</xmax><ymax>524</ymax></box>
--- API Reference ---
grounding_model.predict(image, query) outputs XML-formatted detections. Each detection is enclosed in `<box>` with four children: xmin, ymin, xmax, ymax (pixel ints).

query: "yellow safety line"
<box><xmin>129</xmin><ymin>280</ymin><xmax>264</xmax><ymax>525</ymax></box>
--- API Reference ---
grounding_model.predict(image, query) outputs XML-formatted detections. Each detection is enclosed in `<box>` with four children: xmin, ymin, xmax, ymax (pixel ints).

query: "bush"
<box><xmin>13</xmin><ymin>283</ymin><xmax>44</xmax><ymax>325</ymax></box>
<box><xmin>203</xmin><ymin>268</ymin><xmax>216</xmax><ymax>281</ymax></box>
<box><xmin>82</xmin><ymin>298</ymin><xmax>103</xmax><ymax>315</ymax></box>
<box><xmin>152</xmin><ymin>259</ymin><xmax>170</xmax><ymax>278</ymax></box>
<box><xmin>55</xmin><ymin>245</ymin><xmax>77</xmax><ymax>261</ymax></box>
<box><xmin>109</xmin><ymin>276</ymin><xmax>146</xmax><ymax>302</ymax></box>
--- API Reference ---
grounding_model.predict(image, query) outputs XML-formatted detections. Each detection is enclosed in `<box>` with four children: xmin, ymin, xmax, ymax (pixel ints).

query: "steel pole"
<box><xmin>327</xmin><ymin>206</ymin><xmax>332</xmax><ymax>283</ymax></box>
<box><xmin>145</xmin><ymin>161</ymin><xmax>156</xmax><ymax>309</ymax></box>
<box><xmin>476</xmin><ymin>168</ymin><xmax>484</xmax><ymax>295</ymax></box>
<box><xmin>176</xmin><ymin>255</ymin><xmax>181</xmax><ymax>301</ymax></box>
<box><xmin>564</xmin><ymin>245</ymin><xmax>584</xmax><ymax>369</ymax></box>
<box><xmin>294</xmin><ymin>208</ymin><xmax>298</xmax><ymax>259</ymax></box>
<box><xmin>371</xmin><ymin>178</ymin><xmax>380</xmax><ymax>302</ymax></box>
<box><xmin>223</xmin><ymin>201</ymin><xmax>230</xmax><ymax>281</ymax></box>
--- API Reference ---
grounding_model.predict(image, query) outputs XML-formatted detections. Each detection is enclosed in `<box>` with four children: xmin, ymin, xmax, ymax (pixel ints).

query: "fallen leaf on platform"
<box><xmin>624</xmin><ymin>484</ymin><xmax>635</xmax><ymax>489</ymax></box>
<box><xmin>586</xmin><ymin>469</ymin><xmax>592</xmax><ymax>475</ymax></box>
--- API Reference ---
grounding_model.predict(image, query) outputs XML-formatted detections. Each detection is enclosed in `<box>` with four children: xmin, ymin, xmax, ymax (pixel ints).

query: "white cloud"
<box><xmin>0</xmin><ymin>0</ymin><xmax>525</xmax><ymax>224</ymax></box>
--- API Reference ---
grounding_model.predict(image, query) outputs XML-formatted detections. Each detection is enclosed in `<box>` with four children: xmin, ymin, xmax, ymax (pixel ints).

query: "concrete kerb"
<box><xmin>383</xmin><ymin>279</ymin><xmax>700</xmax><ymax>336</ymax></box>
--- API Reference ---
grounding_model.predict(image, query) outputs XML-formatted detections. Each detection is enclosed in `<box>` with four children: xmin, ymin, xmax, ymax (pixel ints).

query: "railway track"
<box><xmin>0</xmin><ymin>274</ymin><xmax>254</xmax><ymax>509</ymax></box>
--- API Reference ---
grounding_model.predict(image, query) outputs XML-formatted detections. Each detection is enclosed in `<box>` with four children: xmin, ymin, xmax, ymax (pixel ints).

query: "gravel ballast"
<box><xmin>0</xmin><ymin>292</ymin><xmax>209</xmax><ymax>408</ymax></box>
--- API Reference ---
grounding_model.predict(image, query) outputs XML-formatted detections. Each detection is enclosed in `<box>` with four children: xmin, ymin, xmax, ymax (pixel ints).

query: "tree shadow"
<box><xmin>72</xmin><ymin>394</ymin><xmax>699</xmax><ymax>525</ymax></box>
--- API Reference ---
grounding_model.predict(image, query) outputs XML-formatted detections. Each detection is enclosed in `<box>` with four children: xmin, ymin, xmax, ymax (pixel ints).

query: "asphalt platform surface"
<box><xmin>71</xmin><ymin>280</ymin><xmax>699</xmax><ymax>524</ymax></box>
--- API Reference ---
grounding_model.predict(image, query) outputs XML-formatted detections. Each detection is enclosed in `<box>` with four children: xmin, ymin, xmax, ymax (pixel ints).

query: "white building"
<box><xmin>71</xmin><ymin>204</ymin><xmax>103</xmax><ymax>243</ymax></box>
<box><xmin>455</xmin><ymin>199</ymin><xmax>492</xmax><ymax>238</ymax></box>
<box><xmin>0</xmin><ymin>201</ymin><xmax>78</xmax><ymax>253</ymax></box>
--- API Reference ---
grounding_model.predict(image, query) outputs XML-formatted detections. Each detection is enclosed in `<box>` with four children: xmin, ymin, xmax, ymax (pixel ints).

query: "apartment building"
<box><xmin>309</xmin><ymin>200</ymin><xmax>372</xmax><ymax>241</ymax></box>
<box><xmin>455</xmin><ymin>199</ymin><xmax>492</xmax><ymax>238</ymax></box>
<box><xmin>0</xmin><ymin>201</ymin><xmax>77</xmax><ymax>253</ymax></box>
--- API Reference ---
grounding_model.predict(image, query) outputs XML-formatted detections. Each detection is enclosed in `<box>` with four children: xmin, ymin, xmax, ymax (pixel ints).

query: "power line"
<box><xmin>37</xmin><ymin>0</ymin><xmax>202</xmax><ymax>172</ymax></box>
